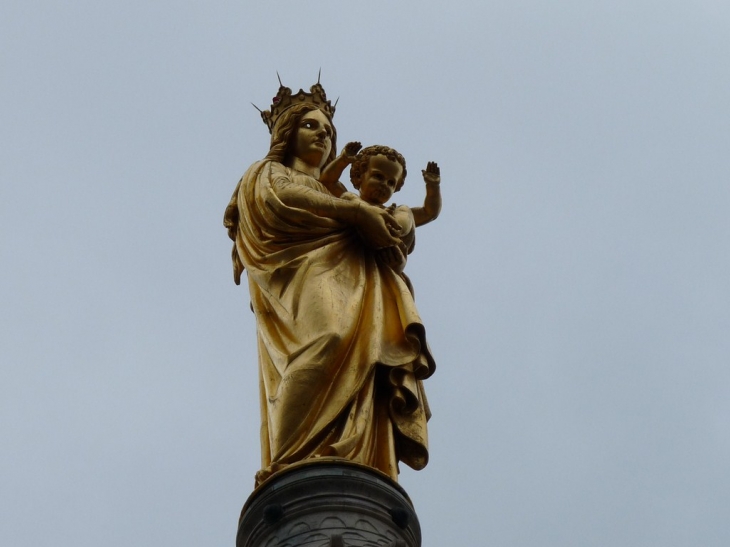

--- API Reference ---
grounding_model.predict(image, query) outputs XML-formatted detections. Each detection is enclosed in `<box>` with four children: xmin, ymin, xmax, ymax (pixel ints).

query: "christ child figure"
<box><xmin>320</xmin><ymin>143</ymin><xmax>442</xmax><ymax>273</ymax></box>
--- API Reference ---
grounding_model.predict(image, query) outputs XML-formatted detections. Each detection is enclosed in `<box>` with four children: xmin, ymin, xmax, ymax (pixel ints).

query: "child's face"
<box><xmin>358</xmin><ymin>154</ymin><xmax>403</xmax><ymax>205</ymax></box>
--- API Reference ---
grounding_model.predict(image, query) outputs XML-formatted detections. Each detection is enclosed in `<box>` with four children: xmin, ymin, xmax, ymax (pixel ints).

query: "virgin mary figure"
<box><xmin>224</xmin><ymin>82</ymin><xmax>436</xmax><ymax>486</ymax></box>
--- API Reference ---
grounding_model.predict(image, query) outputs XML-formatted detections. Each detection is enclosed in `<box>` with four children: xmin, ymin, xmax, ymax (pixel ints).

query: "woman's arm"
<box><xmin>273</xmin><ymin>174</ymin><xmax>402</xmax><ymax>249</ymax></box>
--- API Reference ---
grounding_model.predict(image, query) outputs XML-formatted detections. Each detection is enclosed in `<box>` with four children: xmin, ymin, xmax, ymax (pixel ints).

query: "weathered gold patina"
<box><xmin>224</xmin><ymin>81</ymin><xmax>438</xmax><ymax>486</ymax></box>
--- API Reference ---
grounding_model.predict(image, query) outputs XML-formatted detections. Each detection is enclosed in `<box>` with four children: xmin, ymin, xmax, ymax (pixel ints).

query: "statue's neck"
<box><xmin>289</xmin><ymin>157</ymin><xmax>321</xmax><ymax>179</ymax></box>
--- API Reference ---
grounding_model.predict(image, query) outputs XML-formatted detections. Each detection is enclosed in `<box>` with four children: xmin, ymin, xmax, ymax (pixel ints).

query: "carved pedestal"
<box><xmin>237</xmin><ymin>461</ymin><xmax>421</xmax><ymax>547</ymax></box>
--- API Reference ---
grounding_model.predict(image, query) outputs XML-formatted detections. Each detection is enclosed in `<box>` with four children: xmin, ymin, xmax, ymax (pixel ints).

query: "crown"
<box><xmin>255</xmin><ymin>74</ymin><xmax>337</xmax><ymax>133</ymax></box>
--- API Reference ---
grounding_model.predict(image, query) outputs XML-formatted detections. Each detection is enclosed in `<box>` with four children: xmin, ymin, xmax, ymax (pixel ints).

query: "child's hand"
<box><xmin>342</xmin><ymin>141</ymin><xmax>362</xmax><ymax>161</ymax></box>
<box><xmin>422</xmin><ymin>161</ymin><xmax>440</xmax><ymax>184</ymax></box>
<box><xmin>377</xmin><ymin>245</ymin><xmax>407</xmax><ymax>273</ymax></box>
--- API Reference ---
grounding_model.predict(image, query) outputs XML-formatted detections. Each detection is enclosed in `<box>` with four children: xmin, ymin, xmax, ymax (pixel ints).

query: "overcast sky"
<box><xmin>2</xmin><ymin>1</ymin><xmax>729</xmax><ymax>546</ymax></box>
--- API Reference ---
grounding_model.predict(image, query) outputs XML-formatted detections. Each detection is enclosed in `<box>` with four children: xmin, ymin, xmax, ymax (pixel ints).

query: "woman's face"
<box><xmin>291</xmin><ymin>109</ymin><xmax>333</xmax><ymax>169</ymax></box>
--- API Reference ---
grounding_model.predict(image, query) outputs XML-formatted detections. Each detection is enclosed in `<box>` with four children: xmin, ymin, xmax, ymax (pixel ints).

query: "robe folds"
<box><xmin>229</xmin><ymin>160</ymin><xmax>436</xmax><ymax>485</ymax></box>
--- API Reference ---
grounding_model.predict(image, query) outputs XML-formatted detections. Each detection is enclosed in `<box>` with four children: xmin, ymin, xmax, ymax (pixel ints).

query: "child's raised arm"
<box><xmin>319</xmin><ymin>141</ymin><xmax>362</xmax><ymax>197</ymax></box>
<box><xmin>412</xmin><ymin>161</ymin><xmax>442</xmax><ymax>227</ymax></box>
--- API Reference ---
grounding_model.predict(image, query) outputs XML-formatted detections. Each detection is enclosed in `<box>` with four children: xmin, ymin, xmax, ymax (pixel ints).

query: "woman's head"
<box><xmin>266</xmin><ymin>103</ymin><xmax>337</xmax><ymax>168</ymax></box>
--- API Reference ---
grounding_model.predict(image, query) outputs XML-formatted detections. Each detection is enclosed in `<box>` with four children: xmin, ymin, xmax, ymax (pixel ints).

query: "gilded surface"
<box><xmin>224</xmin><ymin>82</ymin><xmax>439</xmax><ymax>486</ymax></box>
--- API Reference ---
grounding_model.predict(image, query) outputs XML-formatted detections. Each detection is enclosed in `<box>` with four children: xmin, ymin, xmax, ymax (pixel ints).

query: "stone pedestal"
<box><xmin>237</xmin><ymin>461</ymin><xmax>421</xmax><ymax>547</ymax></box>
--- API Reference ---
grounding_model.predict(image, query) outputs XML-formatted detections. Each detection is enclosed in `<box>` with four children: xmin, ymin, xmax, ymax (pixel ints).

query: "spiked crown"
<box><xmin>256</xmin><ymin>77</ymin><xmax>337</xmax><ymax>134</ymax></box>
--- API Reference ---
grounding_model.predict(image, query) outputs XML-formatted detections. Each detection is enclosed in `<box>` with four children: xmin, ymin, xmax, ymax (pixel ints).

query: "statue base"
<box><xmin>236</xmin><ymin>460</ymin><xmax>421</xmax><ymax>547</ymax></box>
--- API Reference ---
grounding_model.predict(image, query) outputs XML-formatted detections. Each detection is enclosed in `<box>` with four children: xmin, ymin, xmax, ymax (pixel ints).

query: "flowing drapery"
<box><xmin>227</xmin><ymin>160</ymin><xmax>435</xmax><ymax>484</ymax></box>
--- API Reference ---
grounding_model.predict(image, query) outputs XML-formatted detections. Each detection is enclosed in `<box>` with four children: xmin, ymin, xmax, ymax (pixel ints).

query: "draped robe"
<box><xmin>227</xmin><ymin>160</ymin><xmax>435</xmax><ymax>485</ymax></box>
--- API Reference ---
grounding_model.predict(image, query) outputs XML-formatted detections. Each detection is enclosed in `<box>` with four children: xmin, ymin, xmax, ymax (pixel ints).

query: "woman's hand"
<box><xmin>354</xmin><ymin>202</ymin><xmax>402</xmax><ymax>249</ymax></box>
<box><xmin>377</xmin><ymin>245</ymin><xmax>407</xmax><ymax>273</ymax></box>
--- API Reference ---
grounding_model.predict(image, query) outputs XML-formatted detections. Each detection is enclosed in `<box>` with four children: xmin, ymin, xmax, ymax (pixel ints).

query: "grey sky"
<box><xmin>2</xmin><ymin>1</ymin><xmax>729</xmax><ymax>546</ymax></box>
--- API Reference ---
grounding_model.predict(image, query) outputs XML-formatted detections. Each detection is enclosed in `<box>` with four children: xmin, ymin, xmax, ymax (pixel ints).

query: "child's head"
<box><xmin>350</xmin><ymin>145</ymin><xmax>407</xmax><ymax>205</ymax></box>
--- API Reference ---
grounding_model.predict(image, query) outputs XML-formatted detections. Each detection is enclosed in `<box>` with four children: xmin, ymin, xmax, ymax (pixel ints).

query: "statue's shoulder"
<box><xmin>240</xmin><ymin>160</ymin><xmax>281</xmax><ymax>186</ymax></box>
<box><xmin>244</xmin><ymin>159</ymin><xmax>292</xmax><ymax>177</ymax></box>
<box><xmin>244</xmin><ymin>159</ymin><xmax>270</xmax><ymax>174</ymax></box>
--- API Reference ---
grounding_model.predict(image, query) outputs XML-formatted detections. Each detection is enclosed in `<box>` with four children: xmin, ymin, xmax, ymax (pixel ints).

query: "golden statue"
<box><xmin>224</xmin><ymin>80</ymin><xmax>440</xmax><ymax>486</ymax></box>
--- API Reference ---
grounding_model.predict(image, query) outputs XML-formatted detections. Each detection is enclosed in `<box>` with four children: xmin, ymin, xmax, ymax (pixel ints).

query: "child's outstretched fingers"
<box><xmin>343</xmin><ymin>141</ymin><xmax>362</xmax><ymax>158</ymax></box>
<box><xmin>422</xmin><ymin>161</ymin><xmax>441</xmax><ymax>183</ymax></box>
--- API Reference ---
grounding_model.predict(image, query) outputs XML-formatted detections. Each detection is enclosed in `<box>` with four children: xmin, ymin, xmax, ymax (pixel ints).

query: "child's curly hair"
<box><xmin>350</xmin><ymin>145</ymin><xmax>407</xmax><ymax>191</ymax></box>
